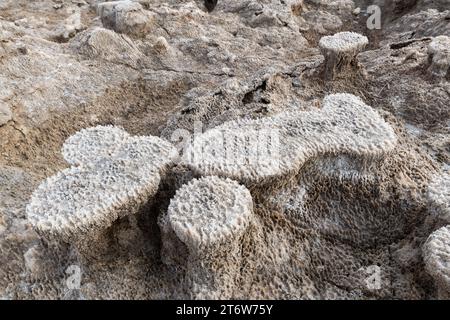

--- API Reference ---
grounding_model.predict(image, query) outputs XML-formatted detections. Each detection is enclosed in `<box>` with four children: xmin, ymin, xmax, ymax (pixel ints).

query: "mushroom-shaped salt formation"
<box><xmin>62</xmin><ymin>125</ymin><xmax>178</xmax><ymax>170</ymax></box>
<box><xmin>318</xmin><ymin>31</ymin><xmax>368</xmax><ymax>80</ymax></box>
<box><xmin>427</xmin><ymin>36</ymin><xmax>450</xmax><ymax>78</ymax></box>
<box><xmin>428</xmin><ymin>171</ymin><xmax>450</xmax><ymax>222</ymax></box>
<box><xmin>159</xmin><ymin>176</ymin><xmax>254</xmax><ymax>299</ymax></box>
<box><xmin>26</xmin><ymin>160</ymin><xmax>161</xmax><ymax>259</ymax></box>
<box><xmin>183</xmin><ymin>93</ymin><xmax>397</xmax><ymax>186</ymax></box>
<box><xmin>423</xmin><ymin>226</ymin><xmax>450</xmax><ymax>299</ymax></box>
<box><xmin>27</xmin><ymin>126</ymin><xmax>177</xmax><ymax>260</ymax></box>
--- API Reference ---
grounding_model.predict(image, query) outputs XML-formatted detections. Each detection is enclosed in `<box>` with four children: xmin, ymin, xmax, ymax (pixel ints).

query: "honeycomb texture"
<box><xmin>27</xmin><ymin>161</ymin><xmax>160</xmax><ymax>241</ymax></box>
<box><xmin>427</xmin><ymin>35</ymin><xmax>450</xmax><ymax>78</ymax></box>
<box><xmin>183</xmin><ymin>93</ymin><xmax>397</xmax><ymax>186</ymax></box>
<box><xmin>27</xmin><ymin>126</ymin><xmax>178</xmax><ymax>244</ymax></box>
<box><xmin>428</xmin><ymin>171</ymin><xmax>450</xmax><ymax>221</ymax></box>
<box><xmin>159</xmin><ymin>176</ymin><xmax>254</xmax><ymax>299</ymax></box>
<box><xmin>319</xmin><ymin>32</ymin><xmax>369</xmax><ymax>54</ymax></box>
<box><xmin>319</xmin><ymin>32</ymin><xmax>368</xmax><ymax>79</ymax></box>
<box><xmin>423</xmin><ymin>226</ymin><xmax>450</xmax><ymax>297</ymax></box>
<box><xmin>165</xmin><ymin>176</ymin><xmax>253</xmax><ymax>250</ymax></box>
<box><xmin>62</xmin><ymin>125</ymin><xmax>130</xmax><ymax>166</ymax></box>
<box><xmin>62</xmin><ymin>125</ymin><xmax>178</xmax><ymax>169</ymax></box>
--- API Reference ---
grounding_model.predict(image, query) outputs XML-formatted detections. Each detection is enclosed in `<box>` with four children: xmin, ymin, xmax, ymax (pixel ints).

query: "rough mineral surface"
<box><xmin>0</xmin><ymin>103</ymin><xmax>12</xmax><ymax>126</ymax></box>
<box><xmin>427</xmin><ymin>35</ymin><xmax>450</xmax><ymax>78</ymax></box>
<box><xmin>423</xmin><ymin>226</ymin><xmax>450</xmax><ymax>297</ymax></box>
<box><xmin>97</xmin><ymin>1</ymin><xmax>154</xmax><ymax>37</ymax></box>
<box><xmin>62</xmin><ymin>125</ymin><xmax>131</xmax><ymax>166</ymax></box>
<box><xmin>27</xmin><ymin>126</ymin><xmax>177</xmax><ymax>261</ymax></box>
<box><xmin>62</xmin><ymin>125</ymin><xmax>177</xmax><ymax>168</ymax></box>
<box><xmin>319</xmin><ymin>31</ymin><xmax>368</xmax><ymax>54</ymax></box>
<box><xmin>159</xmin><ymin>176</ymin><xmax>254</xmax><ymax>298</ymax></box>
<box><xmin>428</xmin><ymin>171</ymin><xmax>450</xmax><ymax>221</ymax></box>
<box><xmin>26</xmin><ymin>161</ymin><xmax>161</xmax><ymax>241</ymax></box>
<box><xmin>0</xmin><ymin>0</ymin><xmax>449</xmax><ymax>300</ymax></box>
<box><xmin>319</xmin><ymin>31</ymin><xmax>368</xmax><ymax>79</ymax></box>
<box><xmin>183</xmin><ymin>93</ymin><xmax>397</xmax><ymax>185</ymax></box>
<box><xmin>164</xmin><ymin>176</ymin><xmax>253</xmax><ymax>250</ymax></box>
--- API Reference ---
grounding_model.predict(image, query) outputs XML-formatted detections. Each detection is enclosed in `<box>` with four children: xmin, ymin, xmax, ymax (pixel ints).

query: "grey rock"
<box><xmin>0</xmin><ymin>103</ymin><xmax>12</xmax><ymax>126</ymax></box>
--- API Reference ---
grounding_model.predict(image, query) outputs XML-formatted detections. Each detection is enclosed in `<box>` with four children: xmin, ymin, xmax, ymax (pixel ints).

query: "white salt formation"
<box><xmin>159</xmin><ymin>176</ymin><xmax>254</xmax><ymax>298</ymax></box>
<box><xmin>428</xmin><ymin>171</ymin><xmax>450</xmax><ymax>222</ymax></box>
<box><xmin>423</xmin><ymin>226</ymin><xmax>450</xmax><ymax>299</ymax></box>
<box><xmin>27</xmin><ymin>126</ymin><xmax>177</xmax><ymax>258</ymax></box>
<box><xmin>428</xmin><ymin>35</ymin><xmax>450</xmax><ymax>78</ymax></box>
<box><xmin>27</xmin><ymin>161</ymin><xmax>161</xmax><ymax>241</ymax></box>
<box><xmin>319</xmin><ymin>31</ymin><xmax>369</xmax><ymax>54</ymax></box>
<box><xmin>62</xmin><ymin>125</ymin><xmax>130</xmax><ymax>166</ymax></box>
<box><xmin>183</xmin><ymin>93</ymin><xmax>397</xmax><ymax>186</ymax></box>
<box><xmin>319</xmin><ymin>32</ymin><xmax>368</xmax><ymax>79</ymax></box>
<box><xmin>62</xmin><ymin>125</ymin><xmax>177</xmax><ymax>169</ymax></box>
<box><xmin>422</xmin><ymin>171</ymin><xmax>450</xmax><ymax>298</ymax></box>
<box><xmin>165</xmin><ymin>176</ymin><xmax>253</xmax><ymax>250</ymax></box>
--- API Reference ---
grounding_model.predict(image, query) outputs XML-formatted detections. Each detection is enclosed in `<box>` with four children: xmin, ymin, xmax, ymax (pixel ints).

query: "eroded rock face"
<box><xmin>0</xmin><ymin>0</ymin><xmax>449</xmax><ymax>300</ymax></box>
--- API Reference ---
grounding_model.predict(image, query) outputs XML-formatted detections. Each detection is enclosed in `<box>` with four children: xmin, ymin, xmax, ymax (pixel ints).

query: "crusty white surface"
<box><xmin>423</xmin><ymin>226</ymin><xmax>450</xmax><ymax>293</ymax></box>
<box><xmin>183</xmin><ymin>93</ymin><xmax>397</xmax><ymax>184</ymax></box>
<box><xmin>167</xmin><ymin>176</ymin><xmax>253</xmax><ymax>250</ymax></box>
<box><xmin>319</xmin><ymin>31</ymin><xmax>368</xmax><ymax>54</ymax></box>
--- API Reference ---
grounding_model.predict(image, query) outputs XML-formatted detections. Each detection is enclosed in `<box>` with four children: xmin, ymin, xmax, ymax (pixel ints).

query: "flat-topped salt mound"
<box><xmin>62</xmin><ymin>125</ymin><xmax>178</xmax><ymax>169</ymax></box>
<box><xmin>319</xmin><ymin>31</ymin><xmax>368</xmax><ymax>54</ymax></box>
<box><xmin>428</xmin><ymin>171</ymin><xmax>450</xmax><ymax>220</ymax></box>
<box><xmin>167</xmin><ymin>176</ymin><xmax>253</xmax><ymax>250</ymax></box>
<box><xmin>28</xmin><ymin>126</ymin><xmax>178</xmax><ymax>242</ymax></box>
<box><xmin>319</xmin><ymin>32</ymin><xmax>368</xmax><ymax>79</ymax></box>
<box><xmin>428</xmin><ymin>35</ymin><xmax>450</xmax><ymax>78</ymax></box>
<box><xmin>160</xmin><ymin>175</ymin><xmax>255</xmax><ymax>298</ymax></box>
<box><xmin>183</xmin><ymin>93</ymin><xmax>397</xmax><ymax>185</ymax></box>
<box><xmin>423</xmin><ymin>225</ymin><xmax>450</xmax><ymax>295</ymax></box>
<box><xmin>26</xmin><ymin>160</ymin><xmax>160</xmax><ymax>241</ymax></box>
